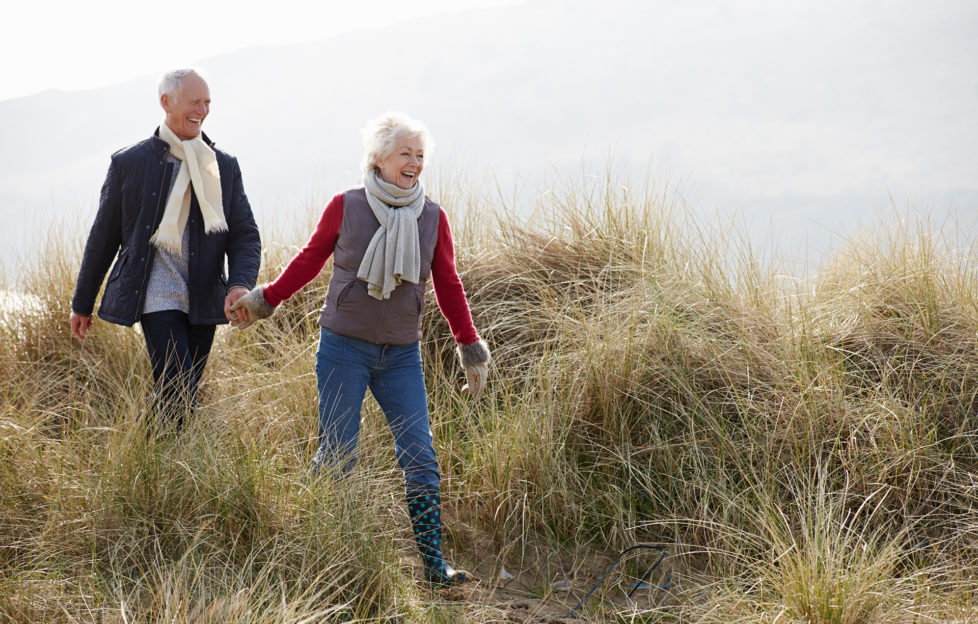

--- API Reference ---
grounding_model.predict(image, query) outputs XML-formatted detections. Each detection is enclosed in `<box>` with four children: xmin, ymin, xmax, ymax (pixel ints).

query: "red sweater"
<box><xmin>264</xmin><ymin>192</ymin><xmax>480</xmax><ymax>345</ymax></box>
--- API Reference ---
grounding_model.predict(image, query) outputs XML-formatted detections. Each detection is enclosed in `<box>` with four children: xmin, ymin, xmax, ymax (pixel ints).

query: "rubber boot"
<box><xmin>406</xmin><ymin>491</ymin><xmax>468</xmax><ymax>587</ymax></box>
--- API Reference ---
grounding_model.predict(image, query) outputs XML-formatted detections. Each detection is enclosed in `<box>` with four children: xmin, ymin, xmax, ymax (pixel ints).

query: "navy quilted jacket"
<box><xmin>71</xmin><ymin>129</ymin><xmax>261</xmax><ymax>325</ymax></box>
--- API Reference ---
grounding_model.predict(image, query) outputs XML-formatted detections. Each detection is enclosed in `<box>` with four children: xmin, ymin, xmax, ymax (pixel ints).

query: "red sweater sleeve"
<box><xmin>431</xmin><ymin>208</ymin><xmax>480</xmax><ymax>345</ymax></box>
<box><xmin>264</xmin><ymin>193</ymin><xmax>344</xmax><ymax>307</ymax></box>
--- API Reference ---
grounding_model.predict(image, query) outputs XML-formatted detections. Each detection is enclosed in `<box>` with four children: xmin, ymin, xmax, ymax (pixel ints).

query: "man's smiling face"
<box><xmin>161</xmin><ymin>73</ymin><xmax>210</xmax><ymax>141</ymax></box>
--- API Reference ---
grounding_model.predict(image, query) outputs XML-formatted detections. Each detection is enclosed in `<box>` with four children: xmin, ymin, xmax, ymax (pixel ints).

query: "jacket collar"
<box><xmin>151</xmin><ymin>126</ymin><xmax>215</xmax><ymax>153</ymax></box>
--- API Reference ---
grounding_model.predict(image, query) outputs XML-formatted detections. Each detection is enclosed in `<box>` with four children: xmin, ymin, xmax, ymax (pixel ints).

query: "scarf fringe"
<box><xmin>203</xmin><ymin>218</ymin><xmax>228</xmax><ymax>235</ymax></box>
<box><xmin>149</xmin><ymin>224</ymin><xmax>184</xmax><ymax>255</ymax></box>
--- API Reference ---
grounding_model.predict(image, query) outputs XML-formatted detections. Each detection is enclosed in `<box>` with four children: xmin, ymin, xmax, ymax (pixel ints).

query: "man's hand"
<box><xmin>224</xmin><ymin>286</ymin><xmax>249</xmax><ymax>323</ymax></box>
<box><xmin>70</xmin><ymin>311</ymin><xmax>93</xmax><ymax>339</ymax></box>
<box><xmin>228</xmin><ymin>285</ymin><xmax>275</xmax><ymax>330</ymax></box>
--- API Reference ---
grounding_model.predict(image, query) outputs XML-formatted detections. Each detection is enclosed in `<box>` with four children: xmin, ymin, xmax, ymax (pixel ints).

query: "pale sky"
<box><xmin>2</xmin><ymin>0</ymin><xmax>974</xmax><ymax>275</ymax></box>
<box><xmin>1</xmin><ymin>0</ymin><xmax>524</xmax><ymax>102</ymax></box>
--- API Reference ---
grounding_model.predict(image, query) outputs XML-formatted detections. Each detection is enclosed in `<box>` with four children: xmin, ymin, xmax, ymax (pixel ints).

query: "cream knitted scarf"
<box><xmin>150</xmin><ymin>122</ymin><xmax>226</xmax><ymax>254</ymax></box>
<box><xmin>357</xmin><ymin>171</ymin><xmax>425</xmax><ymax>300</ymax></box>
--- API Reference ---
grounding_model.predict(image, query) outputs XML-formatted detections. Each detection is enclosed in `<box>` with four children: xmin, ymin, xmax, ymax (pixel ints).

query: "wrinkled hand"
<box><xmin>462</xmin><ymin>362</ymin><xmax>489</xmax><ymax>398</ymax></box>
<box><xmin>224</xmin><ymin>286</ymin><xmax>249</xmax><ymax>322</ymax></box>
<box><xmin>228</xmin><ymin>285</ymin><xmax>275</xmax><ymax>330</ymax></box>
<box><xmin>456</xmin><ymin>339</ymin><xmax>491</xmax><ymax>399</ymax></box>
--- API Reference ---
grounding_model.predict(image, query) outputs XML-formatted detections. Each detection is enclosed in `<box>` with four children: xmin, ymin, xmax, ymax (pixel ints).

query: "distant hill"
<box><xmin>1</xmin><ymin>0</ymin><xmax>976</xmax><ymax>275</ymax></box>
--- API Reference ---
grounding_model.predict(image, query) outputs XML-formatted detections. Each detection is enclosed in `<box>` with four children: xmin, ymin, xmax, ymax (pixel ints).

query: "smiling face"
<box><xmin>376</xmin><ymin>134</ymin><xmax>424</xmax><ymax>189</ymax></box>
<box><xmin>160</xmin><ymin>73</ymin><xmax>210</xmax><ymax>140</ymax></box>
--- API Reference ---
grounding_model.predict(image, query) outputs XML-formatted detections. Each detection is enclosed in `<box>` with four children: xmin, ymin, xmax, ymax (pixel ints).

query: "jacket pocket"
<box><xmin>106</xmin><ymin>250</ymin><xmax>129</xmax><ymax>286</ymax></box>
<box><xmin>385</xmin><ymin>284</ymin><xmax>423</xmax><ymax>325</ymax></box>
<box><xmin>335</xmin><ymin>280</ymin><xmax>358</xmax><ymax>308</ymax></box>
<box><xmin>415</xmin><ymin>288</ymin><xmax>425</xmax><ymax>316</ymax></box>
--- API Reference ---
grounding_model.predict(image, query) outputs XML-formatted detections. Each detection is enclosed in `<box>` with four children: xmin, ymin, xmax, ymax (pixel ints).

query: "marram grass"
<box><xmin>1</xmin><ymin>170</ymin><xmax>976</xmax><ymax>622</ymax></box>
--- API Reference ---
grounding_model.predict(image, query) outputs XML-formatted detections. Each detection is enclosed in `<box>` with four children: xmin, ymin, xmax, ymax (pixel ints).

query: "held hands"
<box><xmin>224</xmin><ymin>286</ymin><xmax>249</xmax><ymax>321</ymax></box>
<box><xmin>228</xmin><ymin>285</ymin><xmax>276</xmax><ymax>330</ymax></box>
<box><xmin>456</xmin><ymin>339</ymin><xmax>491</xmax><ymax>399</ymax></box>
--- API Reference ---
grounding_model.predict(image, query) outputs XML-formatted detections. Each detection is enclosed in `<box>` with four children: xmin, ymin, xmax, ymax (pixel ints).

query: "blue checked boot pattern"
<box><xmin>407</xmin><ymin>492</ymin><xmax>468</xmax><ymax>587</ymax></box>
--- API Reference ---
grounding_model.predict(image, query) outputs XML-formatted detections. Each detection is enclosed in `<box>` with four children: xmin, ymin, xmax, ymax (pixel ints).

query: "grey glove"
<box><xmin>456</xmin><ymin>339</ymin><xmax>491</xmax><ymax>398</ymax></box>
<box><xmin>228</xmin><ymin>285</ymin><xmax>275</xmax><ymax>330</ymax></box>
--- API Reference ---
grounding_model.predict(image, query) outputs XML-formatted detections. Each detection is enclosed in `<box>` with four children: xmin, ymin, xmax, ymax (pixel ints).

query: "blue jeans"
<box><xmin>140</xmin><ymin>310</ymin><xmax>215</xmax><ymax>429</ymax></box>
<box><xmin>314</xmin><ymin>328</ymin><xmax>440</xmax><ymax>493</ymax></box>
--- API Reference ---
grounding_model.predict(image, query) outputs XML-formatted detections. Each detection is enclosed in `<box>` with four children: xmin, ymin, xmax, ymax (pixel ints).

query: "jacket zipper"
<box><xmin>134</xmin><ymin>158</ymin><xmax>171</xmax><ymax>323</ymax></box>
<box><xmin>374</xmin><ymin>297</ymin><xmax>388</xmax><ymax>344</ymax></box>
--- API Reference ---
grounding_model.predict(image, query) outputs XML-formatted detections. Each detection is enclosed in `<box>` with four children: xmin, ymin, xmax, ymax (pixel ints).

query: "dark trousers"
<box><xmin>140</xmin><ymin>310</ymin><xmax>215</xmax><ymax>430</ymax></box>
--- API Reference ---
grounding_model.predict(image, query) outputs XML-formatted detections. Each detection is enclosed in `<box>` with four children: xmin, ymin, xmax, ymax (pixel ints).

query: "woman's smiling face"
<box><xmin>376</xmin><ymin>135</ymin><xmax>424</xmax><ymax>189</ymax></box>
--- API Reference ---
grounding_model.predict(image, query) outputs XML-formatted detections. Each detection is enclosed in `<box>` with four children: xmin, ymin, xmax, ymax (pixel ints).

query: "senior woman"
<box><xmin>230</xmin><ymin>112</ymin><xmax>489</xmax><ymax>587</ymax></box>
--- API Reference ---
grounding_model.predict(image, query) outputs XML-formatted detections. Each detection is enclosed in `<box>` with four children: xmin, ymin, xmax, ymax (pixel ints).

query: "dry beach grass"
<box><xmin>1</xmin><ymin>170</ymin><xmax>976</xmax><ymax>622</ymax></box>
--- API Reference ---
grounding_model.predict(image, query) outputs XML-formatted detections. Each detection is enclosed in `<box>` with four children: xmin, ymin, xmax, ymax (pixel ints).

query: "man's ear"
<box><xmin>160</xmin><ymin>93</ymin><xmax>171</xmax><ymax>112</ymax></box>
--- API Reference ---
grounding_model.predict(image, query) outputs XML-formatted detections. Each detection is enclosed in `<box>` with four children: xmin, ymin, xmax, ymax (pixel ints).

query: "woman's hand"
<box><xmin>462</xmin><ymin>362</ymin><xmax>489</xmax><ymax>398</ymax></box>
<box><xmin>457</xmin><ymin>339</ymin><xmax>491</xmax><ymax>399</ymax></box>
<box><xmin>228</xmin><ymin>285</ymin><xmax>275</xmax><ymax>330</ymax></box>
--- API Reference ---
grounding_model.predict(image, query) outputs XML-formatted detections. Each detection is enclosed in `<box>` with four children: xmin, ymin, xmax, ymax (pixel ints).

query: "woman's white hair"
<box><xmin>360</xmin><ymin>111</ymin><xmax>434</xmax><ymax>177</ymax></box>
<box><xmin>158</xmin><ymin>68</ymin><xmax>207</xmax><ymax>101</ymax></box>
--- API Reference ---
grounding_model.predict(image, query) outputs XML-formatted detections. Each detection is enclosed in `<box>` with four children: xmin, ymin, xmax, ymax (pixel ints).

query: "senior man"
<box><xmin>70</xmin><ymin>68</ymin><xmax>261</xmax><ymax>431</ymax></box>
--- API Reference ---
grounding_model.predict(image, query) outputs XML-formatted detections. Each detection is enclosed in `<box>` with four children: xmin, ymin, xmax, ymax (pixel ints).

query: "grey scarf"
<box><xmin>357</xmin><ymin>171</ymin><xmax>426</xmax><ymax>300</ymax></box>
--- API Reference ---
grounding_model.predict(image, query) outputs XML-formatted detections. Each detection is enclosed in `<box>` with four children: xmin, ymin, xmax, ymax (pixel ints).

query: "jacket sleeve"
<box><xmin>71</xmin><ymin>156</ymin><xmax>125</xmax><ymax>316</ymax></box>
<box><xmin>224</xmin><ymin>156</ymin><xmax>262</xmax><ymax>292</ymax></box>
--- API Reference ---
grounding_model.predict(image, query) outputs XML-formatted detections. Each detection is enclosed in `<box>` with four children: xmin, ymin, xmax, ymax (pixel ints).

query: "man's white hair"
<box><xmin>360</xmin><ymin>111</ymin><xmax>434</xmax><ymax>177</ymax></box>
<box><xmin>158</xmin><ymin>68</ymin><xmax>207</xmax><ymax>101</ymax></box>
